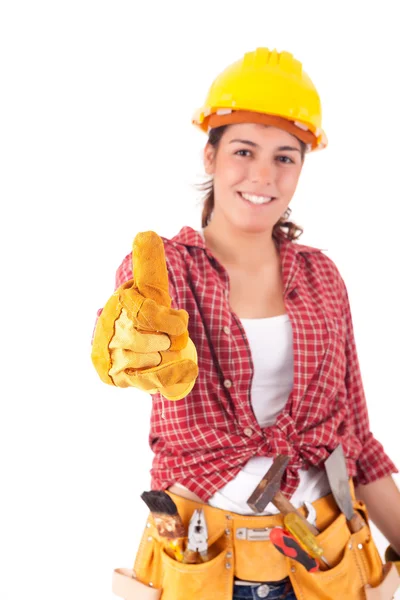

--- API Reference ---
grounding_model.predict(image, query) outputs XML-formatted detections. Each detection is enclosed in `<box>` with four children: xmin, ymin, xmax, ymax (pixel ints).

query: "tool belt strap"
<box><xmin>112</xmin><ymin>568</ymin><xmax>161</xmax><ymax>600</ymax></box>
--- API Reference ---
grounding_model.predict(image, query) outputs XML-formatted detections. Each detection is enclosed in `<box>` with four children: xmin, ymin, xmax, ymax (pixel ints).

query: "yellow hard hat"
<box><xmin>192</xmin><ymin>47</ymin><xmax>327</xmax><ymax>151</ymax></box>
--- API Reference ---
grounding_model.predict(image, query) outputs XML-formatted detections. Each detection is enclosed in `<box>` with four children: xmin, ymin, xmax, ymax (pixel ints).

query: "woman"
<box><xmin>92</xmin><ymin>47</ymin><xmax>400</xmax><ymax>599</ymax></box>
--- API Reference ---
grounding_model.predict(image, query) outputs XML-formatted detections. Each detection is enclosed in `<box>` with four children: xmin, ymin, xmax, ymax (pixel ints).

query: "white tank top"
<box><xmin>207</xmin><ymin>315</ymin><xmax>330</xmax><ymax>514</ymax></box>
<box><xmin>240</xmin><ymin>314</ymin><xmax>294</xmax><ymax>428</ymax></box>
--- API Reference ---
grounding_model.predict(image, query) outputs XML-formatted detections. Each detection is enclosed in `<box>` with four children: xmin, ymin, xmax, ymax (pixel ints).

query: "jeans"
<box><xmin>232</xmin><ymin>578</ymin><xmax>296</xmax><ymax>599</ymax></box>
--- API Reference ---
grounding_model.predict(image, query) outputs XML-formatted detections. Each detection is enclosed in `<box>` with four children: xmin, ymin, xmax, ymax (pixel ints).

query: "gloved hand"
<box><xmin>385</xmin><ymin>545</ymin><xmax>400</xmax><ymax>575</ymax></box>
<box><xmin>91</xmin><ymin>231</ymin><xmax>198</xmax><ymax>400</ymax></box>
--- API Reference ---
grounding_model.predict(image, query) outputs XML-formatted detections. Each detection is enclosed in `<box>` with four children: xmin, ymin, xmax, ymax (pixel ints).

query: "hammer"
<box><xmin>246</xmin><ymin>455</ymin><xmax>320</xmax><ymax>537</ymax></box>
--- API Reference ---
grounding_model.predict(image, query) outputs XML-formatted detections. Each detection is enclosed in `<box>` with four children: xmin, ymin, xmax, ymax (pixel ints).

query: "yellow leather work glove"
<box><xmin>385</xmin><ymin>545</ymin><xmax>400</xmax><ymax>575</ymax></box>
<box><xmin>91</xmin><ymin>231</ymin><xmax>198</xmax><ymax>401</ymax></box>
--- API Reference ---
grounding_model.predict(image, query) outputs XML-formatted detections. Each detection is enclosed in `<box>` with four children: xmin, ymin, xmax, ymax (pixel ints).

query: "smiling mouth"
<box><xmin>238</xmin><ymin>192</ymin><xmax>277</xmax><ymax>205</ymax></box>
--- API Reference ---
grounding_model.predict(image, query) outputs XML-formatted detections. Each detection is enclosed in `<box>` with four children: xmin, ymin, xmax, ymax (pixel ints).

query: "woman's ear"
<box><xmin>203</xmin><ymin>143</ymin><xmax>216</xmax><ymax>176</ymax></box>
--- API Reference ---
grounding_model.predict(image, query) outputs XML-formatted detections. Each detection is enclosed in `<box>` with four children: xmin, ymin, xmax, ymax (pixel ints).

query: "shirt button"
<box><xmin>223</xmin><ymin>379</ymin><xmax>233</xmax><ymax>389</ymax></box>
<box><xmin>244</xmin><ymin>427</ymin><xmax>253</xmax><ymax>437</ymax></box>
<box><xmin>222</xmin><ymin>326</ymin><xmax>230</xmax><ymax>335</ymax></box>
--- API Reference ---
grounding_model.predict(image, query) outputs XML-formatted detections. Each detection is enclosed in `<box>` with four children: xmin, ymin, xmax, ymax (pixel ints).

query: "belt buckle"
<box><xmin>256</xmin><ymin>584</ymin><xmax>270</xmax><ymax>598</ymax></box>
<box><xmin>236</xmin><ymin>527</ymin><xmax>272</xmax><ymax>541</ymax></box>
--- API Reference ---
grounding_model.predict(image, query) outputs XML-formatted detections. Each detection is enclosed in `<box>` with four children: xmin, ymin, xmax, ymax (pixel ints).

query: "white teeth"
<box><xmin>240</xmin><ymin>192</ymin><xmax>274</xmax><ymax>205</ymax></box>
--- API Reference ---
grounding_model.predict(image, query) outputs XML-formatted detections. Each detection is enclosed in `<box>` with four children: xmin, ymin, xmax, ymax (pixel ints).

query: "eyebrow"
<box><xmin>228</xmin><ymin>139</ymin><xmax>301</xmax><ymax>153</ymax></box>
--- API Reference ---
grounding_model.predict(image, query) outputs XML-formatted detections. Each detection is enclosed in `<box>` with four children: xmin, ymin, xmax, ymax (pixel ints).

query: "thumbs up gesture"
<box><xmin>91</xmin><ymin>232</ymin><xmax>198</xmax><ymax>400</ymax></box>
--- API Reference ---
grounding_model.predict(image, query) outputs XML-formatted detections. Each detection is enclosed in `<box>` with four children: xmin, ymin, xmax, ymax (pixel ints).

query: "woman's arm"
<box><xmin>355</xmin><ymin>475</ymin><xmax>400</xmax><ymax>557</ymax></box>
<box><xmin>337</xmin><ymin>274</ymin><xmax>398</xmax><ymax>484</ymax></box>
<box><xmin>339</xmin><ymin>275</ymin><xmax>400</xmax><ymax>556</ymax></box>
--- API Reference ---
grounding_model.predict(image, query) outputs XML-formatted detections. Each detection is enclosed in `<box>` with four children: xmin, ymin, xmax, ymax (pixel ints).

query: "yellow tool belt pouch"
<box><xmin>118</xmin><ymin>485</ymin><xmax>395</xmax><ymax>600</ymax></box>
<box><xmin>132</xmin><ymin>492</ymin><xmax>234</xmax><ymax>600</ymax></box>
<box><xmin>288</xmin><ymin>497</ymin><xmax>384</xmax><ymax>600</ymax></box>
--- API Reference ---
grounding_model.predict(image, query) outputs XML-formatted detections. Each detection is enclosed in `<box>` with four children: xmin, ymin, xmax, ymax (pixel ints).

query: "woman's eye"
<box><xmin>235</xmin><ymin>149</ymin><xmax>252</xmax><ymax>157</ymax></box>
<box><xmin>277</xmin><ymin>156</ymin><xmax>294</xmax><ymax>164</ymax></box>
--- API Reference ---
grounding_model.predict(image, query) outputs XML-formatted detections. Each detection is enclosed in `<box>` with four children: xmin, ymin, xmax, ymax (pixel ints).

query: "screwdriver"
<box><xmin>283</xmin><ymin>512</ymin><xmax>330</xmax><ymax>568</ymax></box>
<box><xmin>270</xmin><ymin>527</ymin><xmax>319</xmax><ymax>572</ymax></box>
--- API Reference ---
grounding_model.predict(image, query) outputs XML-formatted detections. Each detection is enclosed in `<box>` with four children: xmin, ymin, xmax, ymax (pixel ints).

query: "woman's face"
<box><xmin>203</xmin><ymin>123</ymin><xmax>304</xmax><ymax>235</ymax></box>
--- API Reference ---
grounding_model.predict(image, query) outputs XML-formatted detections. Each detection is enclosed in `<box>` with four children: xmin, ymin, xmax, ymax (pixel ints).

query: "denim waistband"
<box><xmin>233</xmin><ymin>578</ymin><xmax>295</xmax><ymax>599</ymax></box>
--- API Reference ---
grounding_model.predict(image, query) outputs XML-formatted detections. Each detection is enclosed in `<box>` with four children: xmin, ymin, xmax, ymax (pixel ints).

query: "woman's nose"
<box><xmin>250</xmin><ymin>163</ymin><xmax>274</xmax><ymax>184</ymax></box>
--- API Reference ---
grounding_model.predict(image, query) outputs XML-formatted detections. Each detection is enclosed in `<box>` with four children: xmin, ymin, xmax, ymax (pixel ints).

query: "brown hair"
<box><xmin>199</xmin><ymin>126</ymin><xmax>306</xmax><ymax>242</ymax></box>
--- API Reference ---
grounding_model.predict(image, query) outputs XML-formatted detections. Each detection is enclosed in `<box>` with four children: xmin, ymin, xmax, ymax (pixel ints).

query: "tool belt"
<box><xmin>112</xmin><ymin>482</ymin><xmax>400</xmax><ymax>600</ymax></box>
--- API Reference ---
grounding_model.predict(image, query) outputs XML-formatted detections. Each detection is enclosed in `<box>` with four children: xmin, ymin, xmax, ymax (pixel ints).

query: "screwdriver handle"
<box><xmin>270</xmin><ymin>527</ymin><xmax>319</xmax><ymax>572</ymax></box>
<box><xmin>283</xmin><ymin>513</ymin><xmax>324</xmax><ymax>559</ymax></box>
<box><xmin>166</xmin><ymin>538</ymin><xmax>185</xmax><ymax>562</ymax></box>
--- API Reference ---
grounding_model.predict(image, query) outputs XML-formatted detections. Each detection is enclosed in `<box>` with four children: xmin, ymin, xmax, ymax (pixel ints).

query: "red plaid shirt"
<box><xmin>114</xmin><ymin>226</ymin><xmax>397</xmax><ymax>502</ymax></box>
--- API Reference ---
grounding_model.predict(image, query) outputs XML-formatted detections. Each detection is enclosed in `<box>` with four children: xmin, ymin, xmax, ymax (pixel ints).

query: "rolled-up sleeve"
<box><xmin>341</xmin><ymin>278</ymin><xmax>398</xmax><ymax>485</ymax></box>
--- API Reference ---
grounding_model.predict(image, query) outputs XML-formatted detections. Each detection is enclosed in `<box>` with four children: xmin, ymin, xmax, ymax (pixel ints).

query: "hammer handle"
<box><xmin>273</xmin><ymin>491</ymin><xmax>320</xmax><ymax>536</ymax></box>
<box><xmin>348</xmin><ymin>511</ymin><xmax>367</xmax><ymax>533</ymax></box>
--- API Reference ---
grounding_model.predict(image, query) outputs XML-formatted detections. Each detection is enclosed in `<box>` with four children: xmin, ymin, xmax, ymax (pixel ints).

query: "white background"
<box><xmin>1</xmin><ymin>1</ymin><xmax>399</xmax><ymax>598</ymax></box>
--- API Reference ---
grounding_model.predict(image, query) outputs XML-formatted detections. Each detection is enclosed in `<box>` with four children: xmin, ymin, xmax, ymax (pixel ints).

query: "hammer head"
<box><xmin>247</xmin><ymin>455</ymin><xmax>289</xmax><ymax>512</ymax></box>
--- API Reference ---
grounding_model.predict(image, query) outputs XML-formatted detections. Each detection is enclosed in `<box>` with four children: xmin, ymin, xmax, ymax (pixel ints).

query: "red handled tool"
<box><xmin>270</xmin><ymin>527</ymin><xmax>319</xmax><ymax>572</ymax></box>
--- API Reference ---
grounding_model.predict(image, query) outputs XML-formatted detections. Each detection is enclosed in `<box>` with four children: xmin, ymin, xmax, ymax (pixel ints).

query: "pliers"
<box><xmin>183</xmin><ymin>509</ymin><xmax>209</xmax><ymax>563</ymax></box>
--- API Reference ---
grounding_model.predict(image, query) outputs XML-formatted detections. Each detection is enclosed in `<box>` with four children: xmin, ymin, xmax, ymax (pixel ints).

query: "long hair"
<box><xmin>198</xmin><ymin>126</ymin><xmax>306</xmax><ymax>242</ymax></box>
